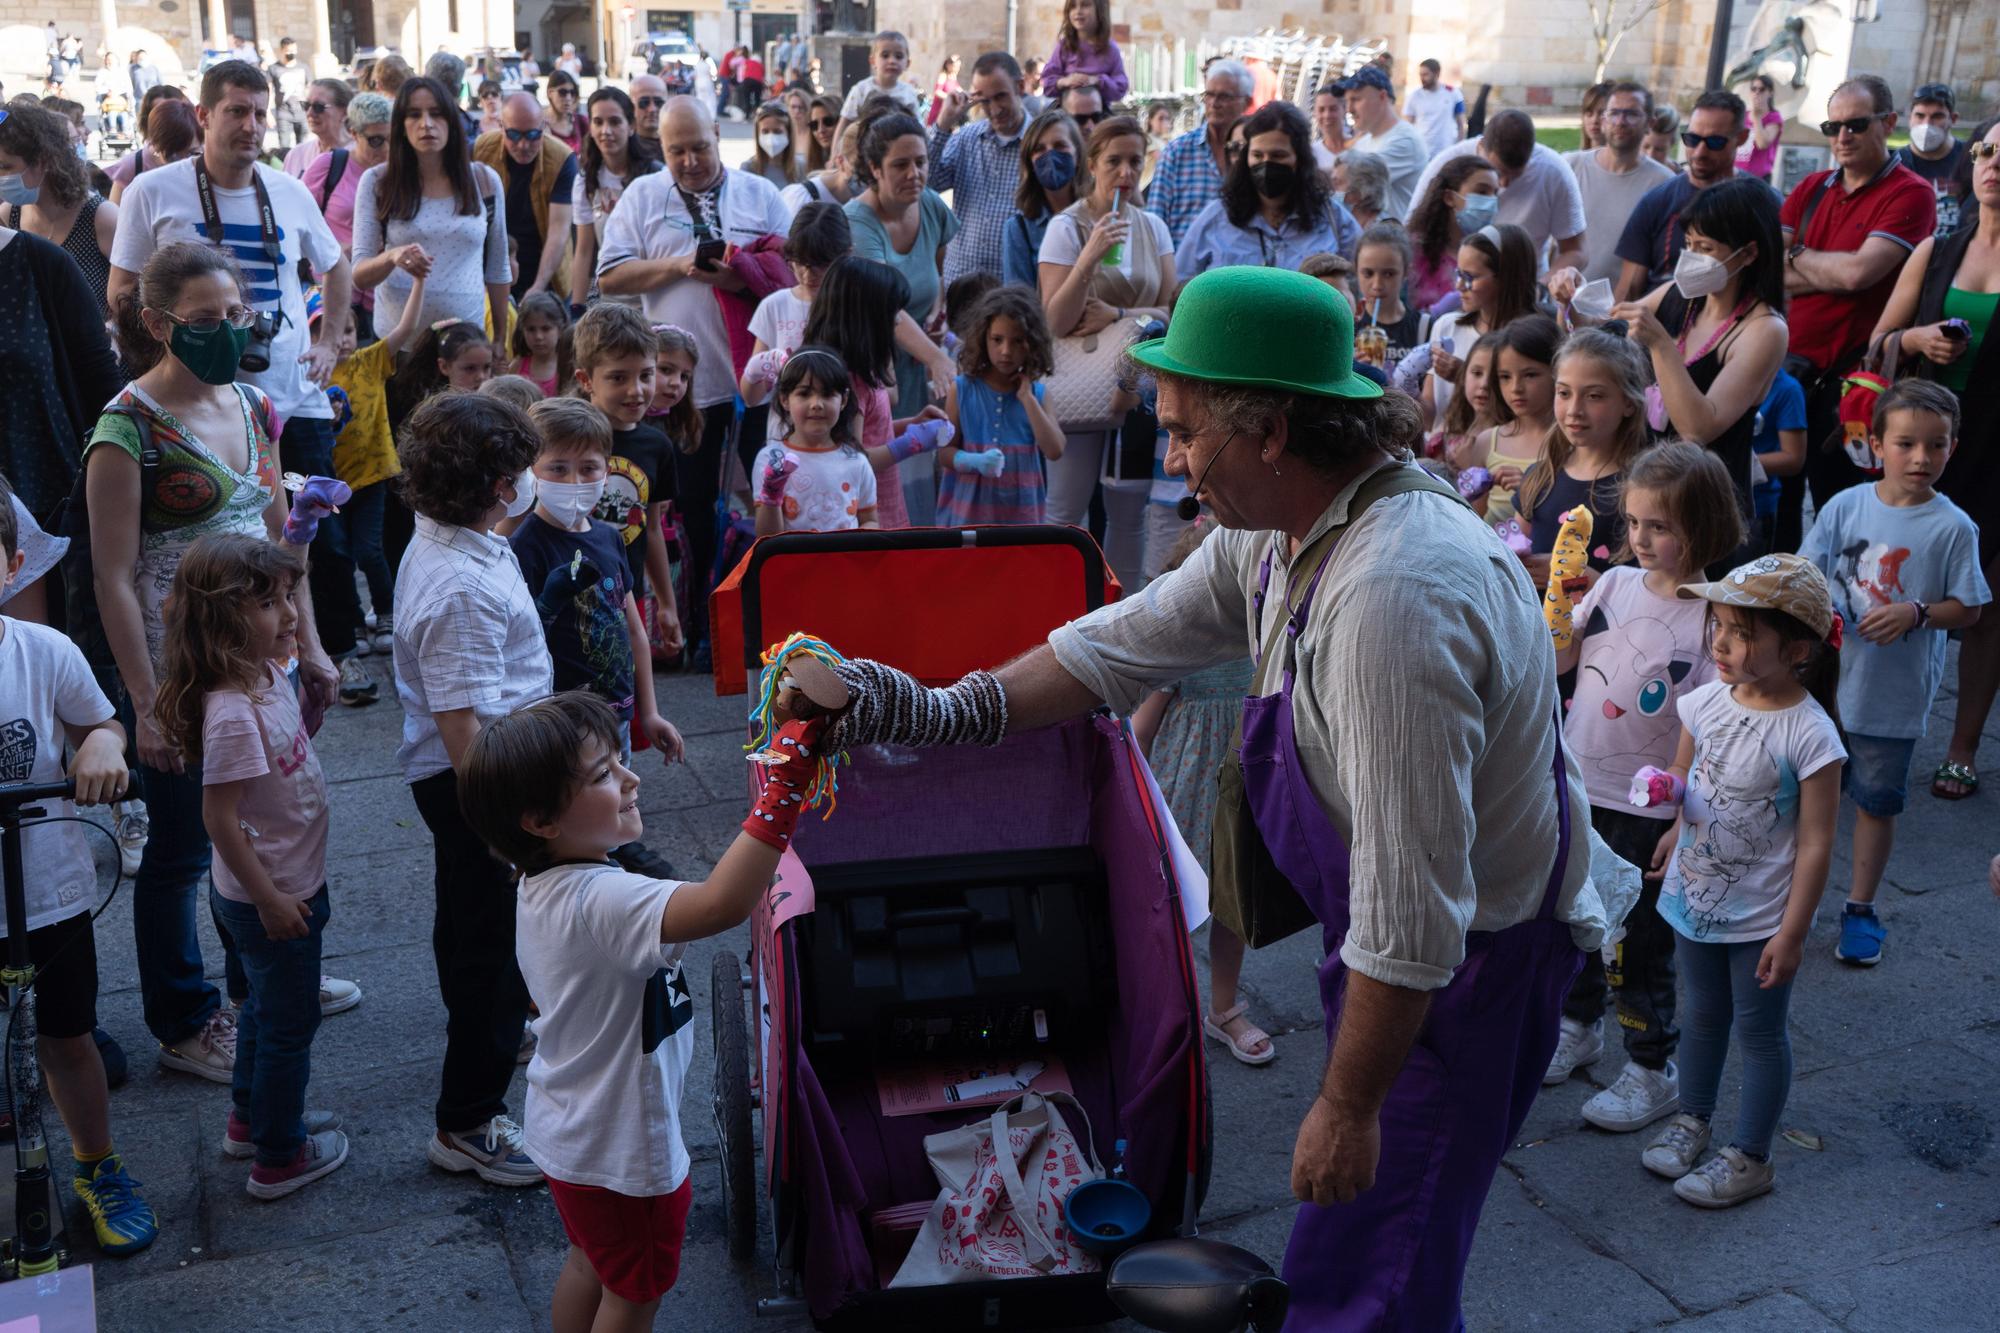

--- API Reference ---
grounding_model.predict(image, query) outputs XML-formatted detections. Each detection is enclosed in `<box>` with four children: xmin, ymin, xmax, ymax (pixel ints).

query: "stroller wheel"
<box><xmin>710</xmin><ymin>951</ymin><xmax>757</xmax><ymax>1262</ymax></box>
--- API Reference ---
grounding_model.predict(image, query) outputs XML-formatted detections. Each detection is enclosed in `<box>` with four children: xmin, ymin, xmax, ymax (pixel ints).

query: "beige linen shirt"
<box><xmin>1050</xmin><ymin>460</ymin><xmax>1610</xmax><ymax>991</ymax></box>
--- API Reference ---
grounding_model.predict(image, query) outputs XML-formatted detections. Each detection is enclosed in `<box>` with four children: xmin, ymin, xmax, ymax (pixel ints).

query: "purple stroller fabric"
<box><xmin>779</xmin><ymin>716</ymin><xmax>1207</xmax><ymax>1318</ymax></box>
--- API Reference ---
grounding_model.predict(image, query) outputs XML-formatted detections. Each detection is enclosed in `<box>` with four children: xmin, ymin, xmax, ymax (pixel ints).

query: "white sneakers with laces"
<box><xmin>1672</xmin><ymin>1144</ymin><xmax>1775</xmax><ymax>1208</ymax></box>
<box><xmin>158</xmin><ymin>1008</ymin><xmax>237</xmax><ymax>1083</ymax></box>
<box><xmin>428</xmin><ymin>1115</ymin><xmax>544</xmax><ymax>1187</ymax></box>
<box><xmin>1582</xmin><ymin>1060</ymin><xmax>1679</xmax><ymax>1132</ymax></box>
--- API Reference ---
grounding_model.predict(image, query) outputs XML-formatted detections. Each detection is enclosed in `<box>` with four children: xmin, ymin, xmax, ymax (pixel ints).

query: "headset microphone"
<box><xmin>1177</xmin><ymin>430</ymin><xmax>1240</xmax><ymax>521</ymax></box>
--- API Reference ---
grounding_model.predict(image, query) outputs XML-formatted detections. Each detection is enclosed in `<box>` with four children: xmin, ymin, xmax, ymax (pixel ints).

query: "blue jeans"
<box><xmin>1674</xmin><ymin>933</ymin><xmax>1795</xmax><ymax>1158</ymax></box>
<box><xmin>280</xmin><ymin>415</ymin><xmax>362</xmax><ymax>657</ymax></box>
<box><xmin>210</xmin><ymin>886</ymin><xmax>327</xmax><ymax>1167</ymax></box>
<box><xmin>133</xmin><ymin>762</ymin><xmax>246</xmax><ymax>1044</ymax></box>
<box><xmin>338</xmin><ymin>480</ymin><xmax>394</xmax><ymax>617</ymax></box>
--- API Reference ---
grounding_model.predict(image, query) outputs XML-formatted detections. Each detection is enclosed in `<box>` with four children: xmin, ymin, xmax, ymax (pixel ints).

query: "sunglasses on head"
<box><xmin>1819</xmin><ymin>113</ymin><xmax>1886</xmax><ymax>138</ymax></box>
<box><xmin>636</xmin><ymin>96</ymin><xmax>667</xmax><ymax>109</ymax></box>
<box><xmin>1680</xmin><ymin>130</ymin><xmax>1732</xmax><ymax>151</ymax></box>
<box><xmin>504</xmin><ymin>127</ymin><xmax>544</xmax><ymax>142</ymax></box>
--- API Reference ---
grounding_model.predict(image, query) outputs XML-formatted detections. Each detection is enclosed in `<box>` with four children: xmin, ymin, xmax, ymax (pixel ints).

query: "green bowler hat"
<box><xmin>1128</xmin><ymin>266</ymin><xmax>1382</xmax><ymax>400</ymax></box>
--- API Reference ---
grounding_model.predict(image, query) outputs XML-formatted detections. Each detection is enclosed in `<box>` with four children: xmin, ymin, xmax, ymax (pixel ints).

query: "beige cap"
<box><xmin>1677</xmin><ymin>553</ymin><xmax>1835</xmax><ymax>641</ymax></box>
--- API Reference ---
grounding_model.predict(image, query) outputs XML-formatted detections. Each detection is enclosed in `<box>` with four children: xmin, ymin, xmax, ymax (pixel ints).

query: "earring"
<box><xmin>1271</xmin><ymin>461</ymin><xmax>1281</xmax><ymax>477</ymax></box>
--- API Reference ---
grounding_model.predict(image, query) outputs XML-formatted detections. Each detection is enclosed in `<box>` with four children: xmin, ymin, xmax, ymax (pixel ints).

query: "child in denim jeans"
<box><xmin>1800</xmin><ymin>381</ymin><xmax>1989</xmax><ymax>965</ymax></box>
<box><xmin>155</xmin><ymin>534</ymin><xmax>348</xmax><ymax>1200</ymax></box>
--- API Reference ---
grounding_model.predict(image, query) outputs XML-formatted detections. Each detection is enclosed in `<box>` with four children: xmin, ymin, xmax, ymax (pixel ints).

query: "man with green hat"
<box><xmin>819</xmin><ymin>266</ymin><xmax>1607</xmax><ymax>1329</ymax></box>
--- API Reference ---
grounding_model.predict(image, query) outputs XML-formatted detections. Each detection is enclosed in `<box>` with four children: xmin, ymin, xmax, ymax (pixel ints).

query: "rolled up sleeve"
<box><xmin>1320</xmin><ymin>572</ymin><xmax>1489</xmax><ymax>990</ymax></box>
<box><xmin>1048</xmin><ymin>529</ymin><xmax>1252</xmax><ymax>714</ymax></box>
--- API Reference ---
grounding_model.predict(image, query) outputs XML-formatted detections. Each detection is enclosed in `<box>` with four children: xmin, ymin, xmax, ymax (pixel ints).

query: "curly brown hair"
<box><xmin>396</xmin><ymin>392</ymin><xmax>541</xmax><ymax>528</ymax></box>
<box><xmin>154</xmin><ymin>535</ymin><xmax>305</xmax><ymax>763</ymax></box>
<box><xmin>956</xmin><ymin>285</ymin><xmax>1055</xmax><ymax>381</ymax></box>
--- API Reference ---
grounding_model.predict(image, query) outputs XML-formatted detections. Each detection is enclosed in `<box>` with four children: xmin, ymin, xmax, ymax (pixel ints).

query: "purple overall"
<box><xmin>1242</xmin><ymin>535</ymin><xmax>1585</xmax><ymax>1332</ymax></box>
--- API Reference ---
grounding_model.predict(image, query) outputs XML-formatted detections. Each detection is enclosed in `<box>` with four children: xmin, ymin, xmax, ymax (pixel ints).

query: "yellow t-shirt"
<box><xmin>1481</xmin><ymin>428</ymin><xmax>1540</xmax><ymax>528</ymax></box>
<box><xmin>330</xmin><ymin>339</ymin><xmax>399</xmax><ymax>493</ymax></box>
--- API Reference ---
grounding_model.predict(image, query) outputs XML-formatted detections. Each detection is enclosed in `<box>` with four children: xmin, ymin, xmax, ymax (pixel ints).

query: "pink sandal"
<box><xmin>1203</xmin><ymin>1003</ymin><xmax>1277</xmax><ymax>1066</ymax></box>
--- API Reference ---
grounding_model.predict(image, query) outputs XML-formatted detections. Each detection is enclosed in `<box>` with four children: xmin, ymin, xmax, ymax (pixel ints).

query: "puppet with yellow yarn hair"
<box><xmin>1543</xmin><ymin>506</ymin><xmax>1595</xmax><ymax>650</ymax></box>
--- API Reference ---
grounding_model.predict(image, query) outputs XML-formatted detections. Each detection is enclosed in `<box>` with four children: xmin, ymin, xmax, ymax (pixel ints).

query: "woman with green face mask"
<box><xmin>82</xmin><ymin>239</ymin><xmax>347</xmax><ymax>1081</ymax></box>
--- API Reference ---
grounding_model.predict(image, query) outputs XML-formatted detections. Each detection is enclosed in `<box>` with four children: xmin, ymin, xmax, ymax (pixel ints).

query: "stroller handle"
<box><xmin>0</xmin><ymin>773</ymin><xmax>141</xmax><ymax>812</ymax></box>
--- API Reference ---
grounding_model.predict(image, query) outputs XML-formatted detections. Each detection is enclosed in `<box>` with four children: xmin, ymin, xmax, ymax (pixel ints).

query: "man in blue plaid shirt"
<box><xmin>1148</xmin><ymin>58</ymin><xmax>1255</xmax><ymax>248</ymax></box>
<box><xmin>928</xmin><ymin>51</ymin><xmax>1031</xmax><ymax>284</ymax></box>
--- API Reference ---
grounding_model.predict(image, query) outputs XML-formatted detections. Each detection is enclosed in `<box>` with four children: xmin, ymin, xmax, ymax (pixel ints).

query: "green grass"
<box><xmin>1535</xmin><ymin>126</ymin><xmax>1584</xmax><ymax>153</ymax></box>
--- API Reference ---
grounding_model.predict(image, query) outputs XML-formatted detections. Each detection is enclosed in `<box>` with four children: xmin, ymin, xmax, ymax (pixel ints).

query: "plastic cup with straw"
<box><xmin>1101</xmin><ymin>188</ymin><xmax>1124</xmax><ymax>267</ymax></box>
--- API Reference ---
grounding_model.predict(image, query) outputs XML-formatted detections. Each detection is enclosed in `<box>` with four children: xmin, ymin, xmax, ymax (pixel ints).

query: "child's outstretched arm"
<box><xmin>379</xmin><ymin>273</ymin><xmax>428</xmax><ymax>360</ymax></box>
<box><xmin>624</xmin><ymin>591</ymin><xmax>684</xmax><ymax>762</ymax></box>
<box><xmin>1760</xmin><ymin>761</ymin><xmax>1841</xmax><ymax>989</ymax></box>
<box><xmin>657</xmin><ymin>716</ymin><xmax>826</xmax><ymax>943</ymax></box>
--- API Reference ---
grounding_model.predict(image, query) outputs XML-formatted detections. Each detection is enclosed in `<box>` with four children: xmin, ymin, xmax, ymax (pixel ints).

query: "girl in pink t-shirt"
<box><xmin>155</xmin><ymin>534</ymin><xmax>348</xmax><ymax>1202</ymax></box>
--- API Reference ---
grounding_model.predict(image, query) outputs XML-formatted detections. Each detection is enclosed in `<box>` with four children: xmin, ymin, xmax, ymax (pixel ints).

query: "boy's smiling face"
<box><xmin>579</xmin><ymin>354</ymin><xmax>658</xmax><ymax>429</ymax></box>
<box><xmin>528</xmin><ymin>735</ymin><xmax>642</xmax><ymax>862</ymax></box>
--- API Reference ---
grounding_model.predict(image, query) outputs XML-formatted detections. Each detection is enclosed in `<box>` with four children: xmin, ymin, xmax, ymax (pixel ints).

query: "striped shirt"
<box><xmin>1146</xmin><ymin>126</ymin><xmax>1227</xmax><ymax>249</ymax></box>
<box><xmin>938</xmin><ymin>375</ymin><xmax>1049</xmax><ymax>526</ymax></box>
<box><xmin>929</xmin><ymin>119</ymin><xmax>1025</xmax><ymax>284</ymax></box>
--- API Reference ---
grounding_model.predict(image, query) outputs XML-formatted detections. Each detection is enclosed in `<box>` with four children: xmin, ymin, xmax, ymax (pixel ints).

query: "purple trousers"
<box><xmin>1240</xmin><ymin>532</ymin><xmax>1584</xmax><ymax>1330</ymax></box>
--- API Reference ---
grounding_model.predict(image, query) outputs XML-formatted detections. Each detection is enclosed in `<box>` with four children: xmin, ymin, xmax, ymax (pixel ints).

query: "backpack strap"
<box><xmin>318</xmin><ymin>147</ymin><xmax>349</xmax><ymax>211</ymax></box>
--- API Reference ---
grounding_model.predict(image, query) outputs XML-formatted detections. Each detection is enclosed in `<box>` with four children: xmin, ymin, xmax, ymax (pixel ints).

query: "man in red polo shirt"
<box><xmin>1776</xmin><ymin>74</ymin><xmax>1934</xmax><ymax>551</ymax></box>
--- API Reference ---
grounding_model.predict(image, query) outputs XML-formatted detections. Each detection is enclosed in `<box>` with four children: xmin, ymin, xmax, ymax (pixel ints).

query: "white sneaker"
<box><xmin>372</xmin><ymin>612</ymin><xmax>394</xmax><ymax>655</ymax></box>
<box><xmin>1642</xmin><ymin>1112</ymin><xmax>1712</xmax><ymax>1179</ymax></box>
<box><xmin>428</xmin><ymin>1116</ymin><xmax>543</xmax><ymax>1186</ymax></box>
<box><xmin>225</xmin><ymin>1107</ymin><xmax>344</xmax><ymax>1159</ymax></box>
<box><xmin>158</xmin><ymin>1009</ymin><xmax>237</xmax><ymax>1084</ymax></box>
<box><xmin>319</xmin><ymin>975</ymin><xmax>363</xmax><ymax>1016</ymax></box>
<box><xmin>247</xmin><ymin>1129</ymin><xmax>350</xmax><ymax>1200</ymax></box>
<box><xmin>1542</xmin><ymin>1017</ymin><xmax>1604</xmax><ymax>1085</ymax></box>
<box><xmin>1583</xmin><ymin>1060</ymin><xmax>1679</xmax><ymax>1132</ymax></box>
<box><xmin>1673</xmin><ymin>1145</ymin><xmax>1774</xmax><ymax>1209</ymax></box>
<box><xmin>350</xmin><ymin>634</ymin><xmax>372</xmax><ymax>657</ymax></box>
<box><xmin>114</xmin><ymin>801</ymin><xmax>149</xmax><ymax>878</ymax></box>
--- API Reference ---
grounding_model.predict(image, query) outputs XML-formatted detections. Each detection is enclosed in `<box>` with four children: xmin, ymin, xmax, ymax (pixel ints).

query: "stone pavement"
<box><xmin>9</xmin><ymin>650</ymin><xmax>1998</xmax><ymax>1331</ymax></box>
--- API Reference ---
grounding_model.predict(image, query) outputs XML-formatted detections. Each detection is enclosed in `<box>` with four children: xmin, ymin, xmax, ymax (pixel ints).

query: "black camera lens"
<box><xmin>238</xmin><ymin>310</ymin><xmax>277</xmax><ymax>374</ymax></box>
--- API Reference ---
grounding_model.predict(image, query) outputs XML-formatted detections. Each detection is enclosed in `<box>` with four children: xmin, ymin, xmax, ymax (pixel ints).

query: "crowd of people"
<box><xmin>4</xmin><ymin>12</ymin><xmax>2000</xmax><ymax>1330</ymax></box>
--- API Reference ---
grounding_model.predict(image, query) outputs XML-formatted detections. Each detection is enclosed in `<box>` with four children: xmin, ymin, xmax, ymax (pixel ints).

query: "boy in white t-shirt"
<box><xmin>0</xmin><ymin>486</ymin><xmax>159</xmax><ymax>1256</ymax></box>
<box><xmin>459</xmin><ymin>690</ymin><xmax>831</xmax><ymax>1331</ymax></box>
<box><xmin>836</xmin><ymin>30</ymin><xmax>925</xmax><ymax>129</ymax></box>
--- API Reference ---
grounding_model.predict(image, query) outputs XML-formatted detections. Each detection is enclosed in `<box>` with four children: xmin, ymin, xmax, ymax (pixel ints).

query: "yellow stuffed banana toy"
<box><xmin>1543</xmin><ymin>505</ymin><xmax>1594</xmax><ymax>650</ymax></box>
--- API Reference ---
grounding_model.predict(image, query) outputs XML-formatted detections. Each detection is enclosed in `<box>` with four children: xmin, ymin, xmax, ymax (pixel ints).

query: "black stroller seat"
<box><xmin>1108</xmin><ymin>1238</ymin><xmax>1290</xmax><ymax>1333</ymax></box>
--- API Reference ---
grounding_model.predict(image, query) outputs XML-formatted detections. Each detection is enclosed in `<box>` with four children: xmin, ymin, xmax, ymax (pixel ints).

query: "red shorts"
<box><xmin>546</xmin><ymin>1176</ymin><xmax>693</xmax><ymax>1305</ymax></box>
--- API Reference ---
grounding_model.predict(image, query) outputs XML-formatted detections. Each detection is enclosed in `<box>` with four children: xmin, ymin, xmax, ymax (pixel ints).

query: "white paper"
<box><xmin>1131</xmin><ymin>744</ymin><xmax>1210</xmax><ymax>933</ymax></box>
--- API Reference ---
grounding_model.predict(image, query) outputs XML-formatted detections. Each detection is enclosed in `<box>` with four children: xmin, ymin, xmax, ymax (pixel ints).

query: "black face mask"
<box><xmin>1249</xmin><ymin>161</ymin><xmax>1296</xmax><ymax>199</ymax></box>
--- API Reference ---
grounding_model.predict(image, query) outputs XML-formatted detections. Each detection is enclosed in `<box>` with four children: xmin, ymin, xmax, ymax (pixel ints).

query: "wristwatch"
<box><xmin>1911</xmin><ymin>600</ymin><xmax>1930</xmax><ymax>630</ymax></box>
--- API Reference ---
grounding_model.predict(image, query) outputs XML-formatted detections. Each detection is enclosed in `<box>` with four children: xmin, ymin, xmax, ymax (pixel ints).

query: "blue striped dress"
<box><xmin>938</xmin><ymin>374</ymin><xmax>1048</xmax><ymax>526</ymax></box>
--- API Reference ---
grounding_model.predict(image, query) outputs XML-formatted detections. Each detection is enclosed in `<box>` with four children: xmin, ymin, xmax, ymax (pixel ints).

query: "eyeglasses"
<box><xmin>164</xmin><ymin>306</ymin><xmax>256</xmax><ymax>334</ymax></box>
<box><xmin>1680</xmin><ymin>131</ymin><xmax>1733</xmax><ymax>151</ymax></box>
<box><xmin>809</xmin><ymin>115</ymin><xmax>837</xmax><ymax>129</ymax></box>
<box><xmin>1819</xmin><ymin>113</ymin><xmax>1887</xmax><ymax>138</ymax></box>
<box><xmin>504</xmin><ymin>127</ymin><xmax>544</xmax><ymax>142</ymax></box>
<box><xmin>1453</xmin><ymin>268</ymin><xmax>1481</xmax><ymax>290</ymax></box>
<box><xmin>1971</xmin><ymin>141</ymin><xmax>2000</xmax><ymax>161</ymax></box>
<box><xmin>304</xmin><ymin>100</ymin><xmax>334</xmax><ymax>115</ymax></box>
<box><xmin>1200</xmin><ymin>90</ymin><xmax>1246</xmax><ymax>104</ymax></box>
<box><xmin>360</xmin><ymin>132</ymin><xmax>389</xmax><ymax>150</ymax></box>
<box><xmin>1604</xmin><ymin>108</ymin><xmax>1645</xmax><ymax>122</ymax></box>
<box><xmin>637</xmin><ymin>96</ymin><xmax>668</xmax><ymax>110</ymax></box>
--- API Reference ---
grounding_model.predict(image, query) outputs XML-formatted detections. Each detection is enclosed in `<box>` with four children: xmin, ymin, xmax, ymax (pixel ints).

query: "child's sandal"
<box><xmin>1203</xmin><ymin>1003</ymin><xmax>1277</xmax><ymax>1066</ymax></box>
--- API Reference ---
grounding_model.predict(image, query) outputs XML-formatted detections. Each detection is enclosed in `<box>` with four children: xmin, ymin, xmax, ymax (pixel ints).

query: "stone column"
<box><xmin>311</xmin><ymin>0</ymin><xmax>337</xmax><ymax>73</ymax></box>
<box><xmin>209</xmin><ymin>0</ymin><xmax>231</xmax><ymax>52</ymax></box>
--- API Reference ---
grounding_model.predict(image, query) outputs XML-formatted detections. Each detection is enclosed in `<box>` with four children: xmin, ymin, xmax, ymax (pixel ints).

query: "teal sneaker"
<box><xmin>1834</xmin><ymin>903</ymin><xmax>1885</xmax><ymax>965</ymax></box>
<box><xmin>73</xmin><ymin>1153</ymin><xmax>159</xmax><ymax>1255</ymax></box>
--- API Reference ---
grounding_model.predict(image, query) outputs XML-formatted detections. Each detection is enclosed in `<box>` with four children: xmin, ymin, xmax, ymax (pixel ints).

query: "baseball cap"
<box><xmin>1340</xmin><ymin>66</ymin><xmax>1393</xmax><ymax>97</ymax></box>
<box><xmin>1912</xmin><ymin>82</ymin><xmax>1955</xmax><ymax>112</ymax></box>
<box><xmin>1677</xmin><ymin>553</ymin><xmax>1836</xmax><ymax>641</ymax></box>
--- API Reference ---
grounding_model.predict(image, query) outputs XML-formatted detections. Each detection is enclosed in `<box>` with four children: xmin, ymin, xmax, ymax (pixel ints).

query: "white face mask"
<box><xmin>537</xmin><ymin>478</ymin><xmax>605</xmax><ymax>529</ymax></box>
<box><xmin>759</xmin><ymin>130</ymin><xmax>790</xmax><ymax>158</ymax></box>
<box><xmin>500</xmin><ymin>468</ymin><xmax>537</xmax><ymax>520</ymax></box>
<box><xmin>1909</xmin><ymin>122</ymin><xmax>1949</xmax><ymax>154</ymax></box>
<box><xmin>1672</xmin><ymin>244</ymin><xmax>1744</xmax><ymax>300</ymax></box>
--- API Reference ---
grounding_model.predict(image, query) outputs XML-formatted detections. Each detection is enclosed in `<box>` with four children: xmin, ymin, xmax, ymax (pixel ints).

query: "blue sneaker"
<box><xmin>1835</xmin><ymin>903</ymin><xmax>1885</xmax><ymax>965</ymax></box>
<box><xmin>73</xmin><ymin>1153</ymin><xmax>159</xmax><ymax>1255</ymax></box>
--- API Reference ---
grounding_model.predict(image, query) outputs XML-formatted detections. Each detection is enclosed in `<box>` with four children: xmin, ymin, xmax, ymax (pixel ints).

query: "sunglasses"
<box><xmin>636</xmin><ymin>96</ymin><xmax>667</xmax><ymax>109</ymax></box>
<box><xmin>809</xmin><ymin>115</ymin><xmax>837</xmax><ymax>129</ymax></box>
<box><xmin>1680</xmin><ymin>131</ymin><xmax>1733</xmax><ymax>151</ymax></box>
<box><xmin>164</xmin><ymin>306</ymin><xmax>257</xmax><ymax>334</ymax></box>
<box><xmin>1819</xmin><ymin>113</ymin><xmax>1887</xmax><ymax>138</ymax></box>
<box><xmin>305</xmin><ymin>100</ymin><xmax>334</xmax><ymax>115</ymax></box>
<box><xmin>504</xmin><ymin>127</ymin><xmax>544</xmax><ymax>143</ymax></box>
<box><xmin>1972</xmin><ymin>142</ymin><xmax>2000</xmax><ymax>161</ymax></box>
<box><xmin>361</xmin><ymin>132</ymin><xmax>389</xmax><ymax>150</ymax></box>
